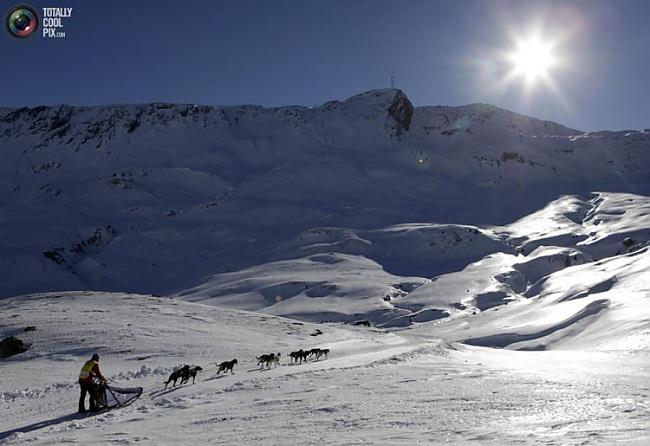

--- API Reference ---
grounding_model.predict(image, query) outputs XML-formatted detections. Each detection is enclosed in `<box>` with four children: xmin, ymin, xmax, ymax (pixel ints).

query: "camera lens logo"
<box><xmin>6</xmin><ymin>5</ymin><xmax>38</xmax><ymax>39</ymax></box>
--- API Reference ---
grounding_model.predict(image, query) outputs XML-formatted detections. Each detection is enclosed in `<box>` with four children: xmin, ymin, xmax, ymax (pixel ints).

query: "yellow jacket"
<box><xmin>79</xmin><ymin>359</ymin><xmax>103</xmax><ymax>383</ymax></box>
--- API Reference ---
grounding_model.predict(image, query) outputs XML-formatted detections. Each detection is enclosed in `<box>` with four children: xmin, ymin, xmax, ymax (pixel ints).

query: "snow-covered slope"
<box><xmin>413</xmin><ymin>245</ymin><xmax>650</xmax><ymax>351</ymax></box>
<box><xmin>1</xmin><ymin>292</ymin><xmax>648</xmax><ymax>445</ymax></box>
<box><xmin>179</xmin><ymin>253</ymin><xmax>427</xmax><ymax>326</ymax></box>
<box><xmin>179</xmin><ymin>192</ymin><xmax>650</xmax><ymax>338</ymax></box>
<box><xmin>2</xmin><ymin>90</ymin><xmax>650</xmax><ymax>299</ymax></box>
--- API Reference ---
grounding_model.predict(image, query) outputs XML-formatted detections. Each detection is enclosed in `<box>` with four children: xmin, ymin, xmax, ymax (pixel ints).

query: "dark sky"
<box><xmin>2</xmin><ymin>0</ymin><xmax>649</xmax><ymax>131</ymax></box>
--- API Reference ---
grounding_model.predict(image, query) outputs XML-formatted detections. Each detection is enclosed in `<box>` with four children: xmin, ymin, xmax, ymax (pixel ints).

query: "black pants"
<box><xmin>79</xmin><ymin>381</ymin><xmax>96</xmax><ymax>412</ymax></box>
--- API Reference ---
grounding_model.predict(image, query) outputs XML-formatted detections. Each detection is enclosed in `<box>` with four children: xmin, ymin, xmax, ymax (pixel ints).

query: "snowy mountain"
<box><xmin>1</xmin><ymin>89</ymin><xmax>649</xmax><ymax>302</ymax></box>
<box><xmin>2</xmin><ymin>90</ymin><xmax>650</xmax><ymax>445</ymax></box>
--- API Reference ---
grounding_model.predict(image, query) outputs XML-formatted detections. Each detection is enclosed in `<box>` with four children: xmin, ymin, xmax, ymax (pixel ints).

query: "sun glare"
<box><xmin>510</xmin><ymin>37</ymin><xmax>556</xmax><ymax>82</ymax></box>
<box><xmin>471</xmin><ymin>14</ymin><xmax>578</xmax><ymax>110</ymax></box>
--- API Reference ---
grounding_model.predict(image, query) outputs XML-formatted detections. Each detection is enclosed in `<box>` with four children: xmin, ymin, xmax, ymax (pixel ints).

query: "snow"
<box><xmin>178</xmin><ymin>253</ymin><xmax>428</xmax><ymax>326</ymax></box>
<box><xmin>1</xmin><ymin>292</ymin><xmax>649</xmax><ymax>445</ymax></box>
<box><xmin>2</xmin><ymin>90</ymin><xmax>650</xmax><ymax>444</ymax></box>
<box><xmin>175</xmin><ymin>191</ymin><xmax>650</xmax><ymax>332</ymax></box>
<box><xmin>2</xmin><ymin>189</ymin><xmax>650</xmax><ymax>442</ymax></box>
<box><xmin>1</xmin><ymin>90</ymin><xmax>650</xmax><ymax>299</ymax></box>
<box><xmin>502</xmin><ymin>192</ymin><xmax>650</xmax><ymax>258</ymax></box>
<box><xmin>417</xmin><ymin>246</ymin><xmax>650</xmax><ymax>352</ymax></box>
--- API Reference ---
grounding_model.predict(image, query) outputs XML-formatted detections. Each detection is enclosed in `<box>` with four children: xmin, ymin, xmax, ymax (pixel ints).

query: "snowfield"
<box><xmin>1</xmin><ymin>293</ymin><xmax>648</xmax><ymax>445</ymax></box>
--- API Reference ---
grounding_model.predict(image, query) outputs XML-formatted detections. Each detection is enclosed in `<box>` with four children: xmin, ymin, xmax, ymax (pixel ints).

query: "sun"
<box><xmin>470</xmin><ymin>19</ymin><xmax>575</xmax><ymax>109</ymax></box>
<box><xmin>509</xmin><ymin>36</ymin><xmax>557</xmax><ymax>83</ymax></box>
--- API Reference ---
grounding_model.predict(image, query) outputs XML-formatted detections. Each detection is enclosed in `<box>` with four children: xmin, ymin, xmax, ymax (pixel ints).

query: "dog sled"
<box><xmin>94</xmin><ymin>385</ymin><xmax>143</xmax><ymax>412</ymax></box>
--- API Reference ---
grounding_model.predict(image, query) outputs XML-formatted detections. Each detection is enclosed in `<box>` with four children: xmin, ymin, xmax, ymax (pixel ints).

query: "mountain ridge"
<box><xmin>1</xmin><ymin>89</ymin><xmax>649</xmax><ymax>301</ymax></box>
<box><xmin>0</xmin><ymin>89</ymin><xmax>585</xmax><ymax>141</ymax></box>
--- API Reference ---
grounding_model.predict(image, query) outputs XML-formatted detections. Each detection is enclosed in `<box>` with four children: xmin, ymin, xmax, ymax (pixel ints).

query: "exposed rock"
<box><xmin>0</xmin><ymin>336</ymin><xmax>31</xmax><ymax>358</ymax></box>
<box><xmin>387</xmin><ymin>90</ymin><xmax>413</xmax><ymax>137</ymax></box>
<box><xmin>351</xmin><ymin>320</ymin><xmax>371</xmax><ymax>327</ymax></box>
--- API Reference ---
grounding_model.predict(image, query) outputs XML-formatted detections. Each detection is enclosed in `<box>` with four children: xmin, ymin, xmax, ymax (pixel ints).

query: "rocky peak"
<box><xmin>320</xmin><ymin>89</ymin><xmax>414</xmax><ymax>139</ymax></box>
<box><xmin>387</xmin><ymin>90</ymin><xmax>414</xmax><ymax>136</ymax></box>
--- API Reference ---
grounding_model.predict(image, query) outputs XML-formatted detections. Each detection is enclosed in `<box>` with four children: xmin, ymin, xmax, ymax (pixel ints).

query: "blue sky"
<box><xmin>2</xmin><ymin>0</ymin><xmax>649</xmax><ymax>131</ymax></box>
